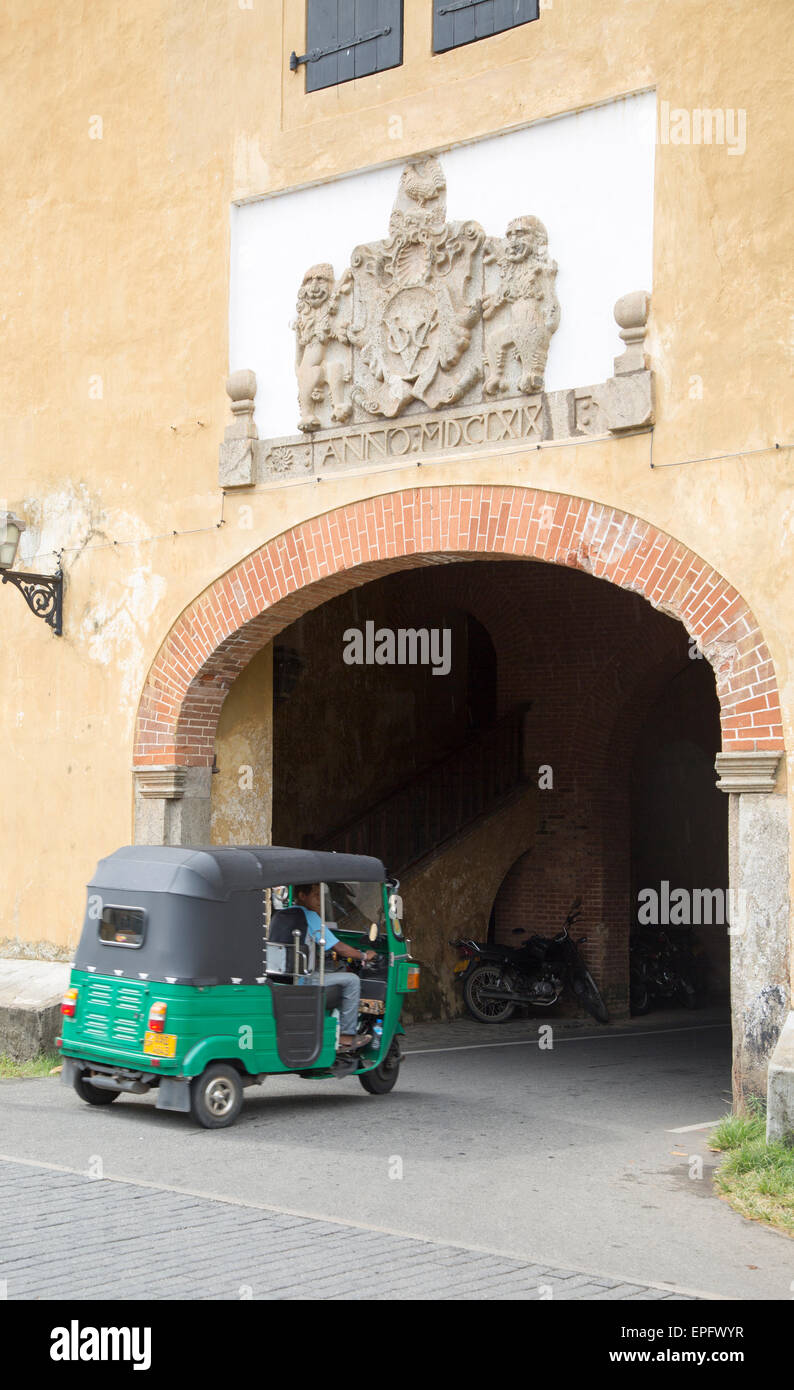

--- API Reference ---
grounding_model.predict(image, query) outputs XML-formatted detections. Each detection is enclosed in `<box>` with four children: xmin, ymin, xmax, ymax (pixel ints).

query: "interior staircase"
<box><xmin>311</xmin><ymin>703</ymin><xmax>532</xmax><ymax>875</ymax></box>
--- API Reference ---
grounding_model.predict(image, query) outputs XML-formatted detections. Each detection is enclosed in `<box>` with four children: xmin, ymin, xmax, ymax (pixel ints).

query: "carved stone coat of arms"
<box><xmin>292</xmin><ymin>156</ymin><xmax>560</xmax><ymax>433</ymax></box>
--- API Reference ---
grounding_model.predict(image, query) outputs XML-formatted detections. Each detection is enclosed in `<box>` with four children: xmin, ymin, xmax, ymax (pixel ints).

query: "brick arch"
<box><xmin>134</xmin><ymin>487</ymin><xmax>783</xmax><ymax>767</ymax></box>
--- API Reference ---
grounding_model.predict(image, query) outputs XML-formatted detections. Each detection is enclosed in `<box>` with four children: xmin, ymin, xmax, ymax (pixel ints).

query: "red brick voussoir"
<box><xmin>133</xmin><ymin>487</ymin><xmax>783</xmax><ymax>768</ymax></box>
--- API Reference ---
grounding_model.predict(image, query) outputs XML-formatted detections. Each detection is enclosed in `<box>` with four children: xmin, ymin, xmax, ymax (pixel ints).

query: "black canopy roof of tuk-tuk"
<box><xmin>87</xmin><ymin>846</ymin><xmax>388</xmax><ymax>902</ymax></box>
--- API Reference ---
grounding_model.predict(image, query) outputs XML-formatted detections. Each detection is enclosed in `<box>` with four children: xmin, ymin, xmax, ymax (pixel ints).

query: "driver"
<box><xmin>292</xmin><ymin>883</ymin><xmax>376</xmax><ymax>1054</ymax></box>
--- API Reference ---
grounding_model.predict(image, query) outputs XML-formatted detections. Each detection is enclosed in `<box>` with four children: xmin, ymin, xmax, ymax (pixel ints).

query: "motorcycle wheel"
<box><xmin>573</xmin><ymin>969</ymin><xmax>610</xmax><ymax>1024</ymax></box>
<box><xmin>677</xmin><ymin>979</ymin><xmax>698</xmax><ymax>1010</ymax></box>
<box><xmin>630</xmin><ymin>968</ymin><xmax>651</xmax><ymax>1016</ymax></box>
<box><xmin>463</xmin><ymin>965</ymin><xmax>516</xmax><ymax>1024</ymax></box>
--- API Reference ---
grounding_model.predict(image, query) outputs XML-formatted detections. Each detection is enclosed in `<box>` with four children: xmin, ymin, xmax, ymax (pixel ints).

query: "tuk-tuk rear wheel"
<box><xmin>74</xmin><ymin>1071</ymin><xmax>120</xmax><ymax>1105</ymax></box>
<box><xmin>358</xmin><ymin>1041</ymin><xmax>401</xmax><ymax>1095</ymax></box>
<box><xmin>190</xmin><ymin>1063</ymin><xmax>244</xmax><ymax>1128</ymax></box>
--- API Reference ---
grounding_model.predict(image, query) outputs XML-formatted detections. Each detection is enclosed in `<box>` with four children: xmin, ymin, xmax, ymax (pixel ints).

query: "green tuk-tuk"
<box><xmin>58</xmin><ymin>846</ymin><xmax>419</xmax><ymax>1128</ymax></box>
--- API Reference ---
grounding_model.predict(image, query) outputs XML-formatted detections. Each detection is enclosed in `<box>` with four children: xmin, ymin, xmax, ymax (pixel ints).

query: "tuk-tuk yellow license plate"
<box><xmin>143</xmin><ymin>1031</ymin><xmax>177</xmax><ymax>1058</ymax></box>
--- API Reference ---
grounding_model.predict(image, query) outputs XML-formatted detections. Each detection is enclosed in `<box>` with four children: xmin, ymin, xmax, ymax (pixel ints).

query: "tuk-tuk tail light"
<box><xmin>405</xmin><ymin>966</ymin><xmax>420</xmax><ymax>991</ymax></box>
<box><xmin>148</xmin><ymin>1001</ymin><xmax>168</xmax><ymax>1033</ymax></box>
<box><xmin>61</xmin><ymin>988</ymin><xmax>79</xmax><ymax>1018</ymax></box>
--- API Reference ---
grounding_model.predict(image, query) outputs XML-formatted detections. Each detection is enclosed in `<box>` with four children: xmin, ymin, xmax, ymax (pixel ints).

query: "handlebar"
<box><xmin>342</xmin><ymin>953</ymin><xmax>379</xmax><ymax>973</ymax></box>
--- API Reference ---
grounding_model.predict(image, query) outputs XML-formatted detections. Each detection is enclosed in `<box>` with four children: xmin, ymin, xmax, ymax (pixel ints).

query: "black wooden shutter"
<box><xmin>433</xmin><ymin>0</ymin><xmax>539</xmax><ymax>54</ymax></box>
<box><xmin>296</xmin><ymin>0</ymin><xmax>404</xmax><ymax>92</ymax></box>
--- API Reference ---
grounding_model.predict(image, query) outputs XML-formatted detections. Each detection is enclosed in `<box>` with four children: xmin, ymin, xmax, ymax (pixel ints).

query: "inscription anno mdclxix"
<box><xmin>313</xmin><ymin>399</ymin><xmax>544</xmax><ymax>468</ymax></box>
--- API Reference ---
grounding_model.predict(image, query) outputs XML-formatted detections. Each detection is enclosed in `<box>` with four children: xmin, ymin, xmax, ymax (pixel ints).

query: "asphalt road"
<box><xmin>0</xmin><ymin>1019</ymin><xmax>789</xmax><ymax>1299</ymax></box>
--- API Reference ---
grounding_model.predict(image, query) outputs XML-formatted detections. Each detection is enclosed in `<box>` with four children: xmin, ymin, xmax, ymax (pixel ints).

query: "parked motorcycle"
<box><xmin>629</xmin><ymin>928</ymin><xmax>703</xmax><ymax>1015</ymax></box>
<box><xmin>450</xmin><ymin>898</ymin><xmax>609</xmax><ymax>1025</ymax></box>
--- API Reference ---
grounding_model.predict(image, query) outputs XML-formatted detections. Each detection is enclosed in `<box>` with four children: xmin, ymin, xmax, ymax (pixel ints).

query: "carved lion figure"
<box><xmin>482</xmin><ymin>216</ymin><xmax>560</xmax><ymax>397</ymax></box>
<box><xmin>292</xmin><ymin>263</ymin><xmax>353</xmax><ymax>432</ymax></box>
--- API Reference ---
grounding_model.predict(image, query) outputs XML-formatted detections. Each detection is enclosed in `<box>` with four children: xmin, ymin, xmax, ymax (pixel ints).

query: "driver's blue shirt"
<box><xmin>298</xmin><ymin>907</ymin><xmax>339</xmax><ymax>956</ymax></box>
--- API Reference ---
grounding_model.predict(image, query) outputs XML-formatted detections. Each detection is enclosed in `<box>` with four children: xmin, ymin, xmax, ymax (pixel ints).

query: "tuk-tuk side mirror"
<box><xmin>389</xmin><ymin>893</ymin><xmax>403</xmax><ymax>926</ymax></box>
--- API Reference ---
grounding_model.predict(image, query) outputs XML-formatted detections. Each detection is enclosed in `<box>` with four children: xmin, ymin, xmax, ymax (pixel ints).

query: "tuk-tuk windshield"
<box><xmin>323</xmin><ymin>881</ymin><xmax>386</xmax><ymax>935</ymax></box>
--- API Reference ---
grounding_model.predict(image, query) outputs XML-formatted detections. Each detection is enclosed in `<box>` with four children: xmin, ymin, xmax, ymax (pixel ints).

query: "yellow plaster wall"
<box><xmin>1</xmin><ymin>0</ymin><xmax>792</xmax><ymax>948</ymax></box>
<box><xmin>211</xmin><ymin>644</ymin><xmax>273</xmax><ymax>847</ymax></box>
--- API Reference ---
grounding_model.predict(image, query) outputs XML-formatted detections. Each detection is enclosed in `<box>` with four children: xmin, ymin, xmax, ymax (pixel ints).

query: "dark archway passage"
<box><xmin>271</xmin><ymin>567</ymin><xmax>499</xmax><ymax>854</ymax></box>
<box><xmin>268</xmin><ymin>559</ymin><xmax>728</xmax><ymax>1022</ymax></box>
<box><xmin>631</xmin><ymin>661</ymin><xmax>729</xmax><ymax>1002</ymax></box>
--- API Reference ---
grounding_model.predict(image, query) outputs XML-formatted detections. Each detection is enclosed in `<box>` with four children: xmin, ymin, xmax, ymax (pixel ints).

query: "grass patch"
<box><xmin>710</xmin><ymin>1101</ymin><xmax>794</xmax><ymax>1235</ymax></box>
<box><xmin>0</xmin><ymin>1052</ymin><xmax>60</xmax><ymax>1079</ymax></box>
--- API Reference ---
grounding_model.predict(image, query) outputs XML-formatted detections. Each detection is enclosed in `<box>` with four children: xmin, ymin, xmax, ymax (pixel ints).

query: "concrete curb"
<box><xmin>0</xmin><ymin>960</ymin><xmax>71</xmax><ymax>1060</ymax></box>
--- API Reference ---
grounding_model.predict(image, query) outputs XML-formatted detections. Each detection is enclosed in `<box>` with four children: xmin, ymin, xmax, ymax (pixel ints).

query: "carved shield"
<box><xmin>381</xmin><ymin>287</ymin><xmax>439</xmax><ymax>382</ymax></box>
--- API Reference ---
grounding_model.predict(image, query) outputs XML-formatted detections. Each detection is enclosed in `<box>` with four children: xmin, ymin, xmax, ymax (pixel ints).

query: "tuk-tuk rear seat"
<box><xmin>265</xmin><ymin>908</ymin><xmax>345</xmax><ymax>1008</ymax></box>
<box><xmin>266</xmin><ymin>907</ymin><xmax>314</xmax><ymax>978</ymax></box>
<box><xmin>263</xmin><ymin>908</ymin><xmax>349</xmax><ymax>1063</ymax></box>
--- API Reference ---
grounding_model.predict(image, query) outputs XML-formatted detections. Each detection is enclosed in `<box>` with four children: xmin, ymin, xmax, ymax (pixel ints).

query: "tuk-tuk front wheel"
<box><xmin>74</xmin><ymin>1070</ymin><xmax>120</xmax><ymax>1105</ymax></box>
<box><xmin>358</xmin><ymin>1040</ymin><xmax>401</xmax><ymax>1095</ymax></box>
<box><xmin>190</xmin><ymin>1063</ymin><xmax>244</xmax><ymax>1129</ymax></box>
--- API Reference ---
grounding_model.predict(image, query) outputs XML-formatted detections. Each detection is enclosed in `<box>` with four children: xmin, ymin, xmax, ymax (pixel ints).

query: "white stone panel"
<box><xmin>231</xmin><ymin>92</ymin><xmax>656</xmax><ymax>439</ymax></box>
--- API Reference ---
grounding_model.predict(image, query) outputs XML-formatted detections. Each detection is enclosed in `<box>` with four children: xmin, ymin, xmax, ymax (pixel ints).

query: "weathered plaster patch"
<box><xmin>233</xmin><ymin>133</ymin><xmax>271</xmax><ymax>202</ymax></box>
<box><xmin>80</xmin><ymin>566</ymin><xmax>168</xmax><ymax>715</ymax></box>
<box><xmin>15</xmin><ymin>484</ymin><xmax>93</xmax><ymax>566</ymax></box>
<box><xmin>744</xmin><ymin>984</ymin><xmax>788</xmax><ymax>1060</ymax></box>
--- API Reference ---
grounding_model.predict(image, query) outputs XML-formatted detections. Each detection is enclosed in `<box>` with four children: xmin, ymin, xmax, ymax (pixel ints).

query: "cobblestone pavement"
<box><xmin>0</xmin><ymin>1158</ymin><xmax>694</xmax><ymax>1301</ymax></box>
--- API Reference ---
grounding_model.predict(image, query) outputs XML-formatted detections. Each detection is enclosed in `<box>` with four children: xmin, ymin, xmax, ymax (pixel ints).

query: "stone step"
<box><xmin>0</xmin><ymin>959</ymin><xmax>71</xmax><ymax>1061</ymax></box>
